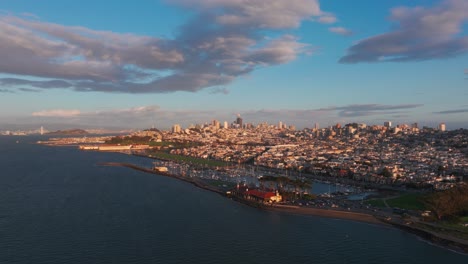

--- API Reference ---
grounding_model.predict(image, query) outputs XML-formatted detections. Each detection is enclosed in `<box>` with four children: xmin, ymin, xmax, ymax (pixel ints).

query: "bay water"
<box><xmin>1</xmin><ymin>136</ymin><xmax>466</xmax><ymax>263</ymax></box>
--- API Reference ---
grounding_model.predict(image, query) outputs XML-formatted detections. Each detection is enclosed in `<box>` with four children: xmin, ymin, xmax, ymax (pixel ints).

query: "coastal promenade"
<box><xmin>98</xmin><ymin>162</ymin><xmax>225</xmax><ymax>195</ymax></box>
<box><xmin>98</xmin><ymin>162</ymin><xmax>381</xmax><ymax>223</ymax></box>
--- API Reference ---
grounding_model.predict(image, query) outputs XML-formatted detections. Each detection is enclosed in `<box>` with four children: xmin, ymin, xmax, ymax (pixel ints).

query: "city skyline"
<box><xmin>0</xmin><ymin>0</ymin><xmax>467</xmax><ymax>130</ymax></box>
<box><xmin>0</xmin><ymin>114</ymin><xmax>453</xmax><ymax>134</ymax></box>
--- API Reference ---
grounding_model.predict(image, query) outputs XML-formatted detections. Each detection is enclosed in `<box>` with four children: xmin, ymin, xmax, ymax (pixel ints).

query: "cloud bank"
<box><xmin>340</xmin><ymin>0</ymin><xmax>468</xmax><ymax>63</ymax></box>
<box><xmin>317</xmin><ymin>104</ymin><xmax>423</xmax><ymax>117</ymax></box>
<box><xmin>30</xmin><ymin>105</ymin><xmax>219</xmax><ymax>128</ymax></box>
<box><xmin>32</xmin><ymin>109</ymin><xmax>81</xmax><ymax>117</ymax></box>
<box><xmin>28</xmin><ymin>103</ymin><xmax>424</xmax><ymax>129</ymax></box>
<box><xmin>434</xmin><ymin>109</ymin><xmax>468</xmax><ymax>114</ymax></box>
<box><xmin>0</xmin><ymin>0</ymin><xmax>335</xmax><ymax>93</ymax></box>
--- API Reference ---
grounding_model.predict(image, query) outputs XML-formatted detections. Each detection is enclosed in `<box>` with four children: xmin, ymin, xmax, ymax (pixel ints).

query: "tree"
<box><xmin>425</xmin><ymin>185</ymin><xmax>468</xmax><ymax>220</ymax></box>
<box><xmin>437</xmin><ymin>165</ymin><xmax>444</xmax><ymax>172</ymax></box>
<box><xmin>381</xmin><ymin>167</ymin><xmax>393</xmax><ymax>178</ymax></box>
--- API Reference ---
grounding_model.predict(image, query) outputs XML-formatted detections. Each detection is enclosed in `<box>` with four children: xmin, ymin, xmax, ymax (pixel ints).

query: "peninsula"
<box><xmin>46</xmin><ymin>128</ymin><xmax>89</xmax><ymax>136</ymax></box>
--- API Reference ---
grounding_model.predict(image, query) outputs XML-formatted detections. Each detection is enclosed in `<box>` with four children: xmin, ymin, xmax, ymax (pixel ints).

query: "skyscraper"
<box><xmin>212</xmin><ymin>120</ymin><xmax>220</xmax><ymax>130</ymax></box>
<box><xmin>236</xmin><ymin>114</ymin><xmax>243</xmax><ymax>128</ymax></box>
<box><xmin>384</xmin><ymin>121</ymin><xmax>392</xmax><ymax>128</ymax></box>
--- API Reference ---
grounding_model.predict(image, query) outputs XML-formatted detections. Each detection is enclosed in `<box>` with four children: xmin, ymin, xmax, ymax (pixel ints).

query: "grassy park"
<box><xmin>365</xmin><ymin>193</ymin><xmax>427</xmax><ymax>210</ymax></box>
<box><xmin>386</xmin><ymin>193</ymin><xmax>427</xmax><ymax>211</ymax></box>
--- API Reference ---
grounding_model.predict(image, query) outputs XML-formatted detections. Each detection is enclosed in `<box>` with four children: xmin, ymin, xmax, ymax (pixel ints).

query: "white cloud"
<box><xmin>318</xmin><ymin>14</ymin><xmax>337</xmax><ymax>24</ymax></box>
<box><xmin>0</xmin><ymin>0</ymin><xmax>337</xmax><ymax>94</ymax></box>
<box><xmin>329</xmin><ymin>27</ymin><xmax>353</xmax><ymax>36</ymax></box>
<box><xmin>32</xmin><ymin>109</ymin><xmax>81</xmax><ymax>117</ymax></box>
<box><xmin>340</xmin><ymin>0</ymin><xmax>468</xmax><ymax>63</ymax></box>
<box><xmin>174</xmin><ymin>0</ymin><xmax>324</xmax><ymax>28</ymax></box>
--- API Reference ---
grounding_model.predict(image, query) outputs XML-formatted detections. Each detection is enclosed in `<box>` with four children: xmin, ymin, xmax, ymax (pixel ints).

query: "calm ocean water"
<box><xmin>0</xmin><ymin>136</ymin><xmax>466</xmax><ymax>263</ymax></box>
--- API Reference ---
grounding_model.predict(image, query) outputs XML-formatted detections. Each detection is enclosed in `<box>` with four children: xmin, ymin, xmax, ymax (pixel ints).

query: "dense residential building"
<box><xmin>172</xmin><ymin>124</ymin><xmax>181</xmax><ymax>133</ymax></box>
<box><xmin>159</xmin><ymin>117</ymin><xmax>467</xmax><ymax>190</ymax></box>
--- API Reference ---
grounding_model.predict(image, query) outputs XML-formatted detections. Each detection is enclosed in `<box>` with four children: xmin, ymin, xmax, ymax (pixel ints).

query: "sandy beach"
<box><xmin>266</xmin><ymin>204</ymin><xmax>383</xmax><ymax>224</ymax></box>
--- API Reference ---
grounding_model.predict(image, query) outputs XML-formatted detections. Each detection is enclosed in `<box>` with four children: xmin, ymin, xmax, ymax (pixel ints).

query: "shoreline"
<box><xmin>98</xmin><ymin>161</ymin><xmax>468</xmax><ymax>254</ymax></box>
<box><xmin>266</xmin><ymin>204</ymin><xmax>383</xmax><ymax>225</ymax></box>
<box><xmin>98</xmin><ymin>162</ymin><xmax>383</xmax><ymax>224</ymax></box>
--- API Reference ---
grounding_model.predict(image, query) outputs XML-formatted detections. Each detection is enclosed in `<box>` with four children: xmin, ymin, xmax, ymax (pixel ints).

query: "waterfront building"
<box><xmin>231</xmin><ymin>184</ymin><xmax>282</xmax><ymax>203</ymax></box>
<box><xmin>98</xmin><ymin>145</ymin><xmax>132</xmax><ymax>151</ymax></box>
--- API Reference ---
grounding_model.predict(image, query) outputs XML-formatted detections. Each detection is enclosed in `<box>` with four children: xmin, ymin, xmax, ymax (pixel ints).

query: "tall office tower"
<box><xmin>40</xmin><ymin>126</ymin><xmax>44</xmax><ymax>135</ymax></box>
<box><xmin>172</xmin><ymin>124</ymin><xmax>181</xmax><ymax>133</ymax></box>
<box><xmin>278</xmin><ymin>121</ymin><xmax>283</xmax><ymax>129</ymax></box>
<box><xmin>212</xmin><ymin>120</ymin><xmax>220</xmax><ymax>130</ymax></box>
<box><xmin>236</xmin><ymin>114</ymin><xmax>243</xmax><ymax>128</ymax></box>
<box><xmin>438</xmin><ymin>123</ymin><xmax>446</xmax><ymax>132</ymax></box>
<box><xmin>223</xmin><ymin>121</ymin><xmax>228</xmax><ymax>129</ymax></box>
<box><xmin>384</xmin><ymin>121</ymin><xmax>392</xmax><ymax>128</ymax></box>
<box><xmin>314</xmin><ymin>123</ymin><xmax>319</xmax><ymax>130</ymax></box>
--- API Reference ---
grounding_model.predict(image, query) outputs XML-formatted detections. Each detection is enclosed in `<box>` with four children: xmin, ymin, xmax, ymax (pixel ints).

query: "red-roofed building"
<box><xmin>230</xmin><ymin>184</ymin><xmax>282</xmax><ymax>203</ymax></box>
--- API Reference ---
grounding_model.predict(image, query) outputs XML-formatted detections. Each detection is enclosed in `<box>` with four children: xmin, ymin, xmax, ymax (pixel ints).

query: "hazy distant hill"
<box><xmin>46</xmin><ymin>129</ymin><xmax>89</xmax><ymax>135</ymax></box>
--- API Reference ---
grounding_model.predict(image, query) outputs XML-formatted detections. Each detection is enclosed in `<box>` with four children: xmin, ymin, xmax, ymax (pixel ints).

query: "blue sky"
<box><xmin>0</xmin><ymin>0</ymin><xmax>467</xmax><ymax>130</ymax></box>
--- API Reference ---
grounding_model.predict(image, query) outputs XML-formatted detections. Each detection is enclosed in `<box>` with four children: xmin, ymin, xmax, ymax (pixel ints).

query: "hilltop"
<box><xmin>46</xmin><ymin>129</ymin><xmax>89</xmax><ymax>136</ymax></box>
